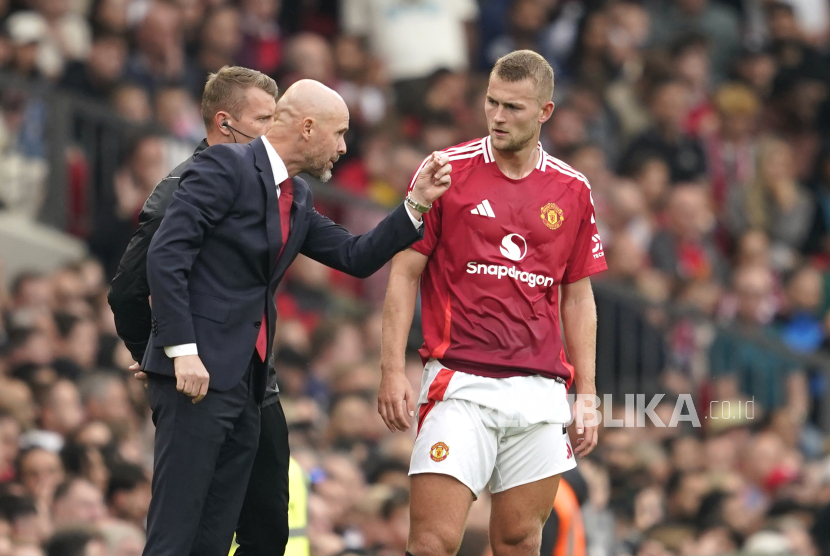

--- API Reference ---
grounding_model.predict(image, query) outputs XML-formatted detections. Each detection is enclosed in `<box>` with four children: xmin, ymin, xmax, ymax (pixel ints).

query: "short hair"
<box><xmin>106</xmin><ymin>462</ymin><xmax>148</xmax><ymax>503</ymax></box>
<box><xmin>714</xmin><ymin>82</ymin><xmax>760</xmax><ymax>116</ymax></box>
<box><xmin>201</xmin><ymin>66</ymin><xmax>278</xmax><ymax>126</ymax></box>
<box><xmin>490</xmin><ymin>50</ymin><xmax>554</xmax><ymax>102</ymax></box>
<box><xmin>45</xmin><ymin>528</ymin><xmax>104</xmax><ymax>556</ymax></box>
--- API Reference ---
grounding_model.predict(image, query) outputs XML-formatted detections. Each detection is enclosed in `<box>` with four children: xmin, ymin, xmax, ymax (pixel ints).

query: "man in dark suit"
<box><xmin>141</xmin><ymin>78</ymin><xmax>452</xmax><ymax>556</ymax></box>
<box><xmin>109</xmin><ymin>66</ymin><xmax>297</xmax><ymax>556</ymax></box>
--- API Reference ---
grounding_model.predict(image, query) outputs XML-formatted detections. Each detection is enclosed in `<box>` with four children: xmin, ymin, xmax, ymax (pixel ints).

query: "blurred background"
<box><xmin>0</xmin><ymin>0</ymin><xmax>830</xmax><ymax>555</ymax></box>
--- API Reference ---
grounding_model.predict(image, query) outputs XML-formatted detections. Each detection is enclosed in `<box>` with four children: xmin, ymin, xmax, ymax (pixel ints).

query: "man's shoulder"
<box><xmin>438</xmin><ymin>137</ymin><xmax>492</xmax><ymax>179</ymax></box>
<box><xmin>197</xmin><ymin>141</ymin><xmax>253</xmax><ymax>161</ymax></box>
<box><xmin>536</xmin><ymin>151</ymin><xmax>592</xmax><ymax>194</ymax></box>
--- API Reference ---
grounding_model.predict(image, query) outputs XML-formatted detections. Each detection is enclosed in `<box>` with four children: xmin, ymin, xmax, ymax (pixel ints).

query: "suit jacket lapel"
<box><xmin>253</xmin><ymin>139</ymin><xmax>281</xmax><ymax>273</ymax></box>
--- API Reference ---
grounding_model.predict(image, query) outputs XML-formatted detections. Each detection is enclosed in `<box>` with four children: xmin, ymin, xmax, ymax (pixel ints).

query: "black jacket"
<box><xmin>141</xmin><ymin>139</ymin><xmax>422</xmax><ymax>403</ymax></box>
<box><xmin>109</xmin><ymin>140</ymin><xmax>209</xmax><ymax>363</ymax></box>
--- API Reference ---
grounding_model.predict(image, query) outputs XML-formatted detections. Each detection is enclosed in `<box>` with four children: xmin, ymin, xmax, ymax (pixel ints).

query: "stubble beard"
<box><xmin>491</xmin><ymin>126</ymin><xmax>537</xmax><ymax>153</ymax></box>
<box><xmin>303</xmin><ymin>147</ymin><xmax>334</xmax><ymax>183</ymax></box>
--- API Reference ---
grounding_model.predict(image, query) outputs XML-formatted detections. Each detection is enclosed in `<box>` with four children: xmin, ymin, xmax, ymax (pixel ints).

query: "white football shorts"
<box><xmin>409</xmin><ymin>360</ymin><xmax>576</xmax><ymax>495</ymax></box>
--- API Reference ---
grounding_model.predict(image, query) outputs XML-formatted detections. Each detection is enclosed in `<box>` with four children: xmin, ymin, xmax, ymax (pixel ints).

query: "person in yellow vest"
<box><xmin>230</xmin><ymin>457</ymin><xmax>309</xmax><ymax>556</ymax></box>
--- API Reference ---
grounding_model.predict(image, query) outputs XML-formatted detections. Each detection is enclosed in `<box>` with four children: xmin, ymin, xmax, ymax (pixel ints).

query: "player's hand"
<box><xmin>573</xmin><ymin>395</ymin><xmax>599</xmax><ymax>458</ymax></box>
<box><xmin>377</xmin><ymin>370</ymin><xmax>415</xmax><ymax>432</ymax></box>
<box><xmin>174</xmin><ymin>354</ymin><xmax>210</xmax><ymax>403</ymax></box>
<box><xmin>410</xmin><ymin>151</ymin><xmax>452</xmax><ymax>206</ymax></box>
<box><xmin>128</xmin><ymin>362</ymin><xmax>148</xmax><ymax>389</ymax></box>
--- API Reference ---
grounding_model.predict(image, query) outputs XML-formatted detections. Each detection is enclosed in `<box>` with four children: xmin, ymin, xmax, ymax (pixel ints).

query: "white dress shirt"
<box><xmin>165</xmin><ymin>137</ymin><xmax>423</xmax><ymax>358</ymax></box>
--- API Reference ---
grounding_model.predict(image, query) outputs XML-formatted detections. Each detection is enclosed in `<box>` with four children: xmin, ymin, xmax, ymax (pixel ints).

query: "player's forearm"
<box><xmin>380</xmin><ymin>268</ymin><xmax>420</xmax><ymax>376</ymax></box>
<box><xmin>561</xmin><ymin>284</ymin><xmax>597</xmax><ymax>396</ymax></box>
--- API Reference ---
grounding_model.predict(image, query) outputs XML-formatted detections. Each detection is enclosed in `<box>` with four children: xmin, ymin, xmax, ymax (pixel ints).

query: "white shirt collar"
<box><xmin>260</xmin><ymin>136</ymin><xmax>289</xmax><ymax>193</ymax></box>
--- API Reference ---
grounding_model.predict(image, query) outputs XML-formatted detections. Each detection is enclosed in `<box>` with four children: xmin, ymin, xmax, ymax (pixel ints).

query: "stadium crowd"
<box><xmin>1</xmin><ymin>0</ymin><xmax>830</xmax><ymax>555</ymax></box>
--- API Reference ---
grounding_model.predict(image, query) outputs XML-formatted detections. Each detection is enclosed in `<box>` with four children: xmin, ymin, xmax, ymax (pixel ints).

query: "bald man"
<box><xmin>143</xmin><ymin>79</ymin><xmax>452</xmax><ymax>556</ymax></box>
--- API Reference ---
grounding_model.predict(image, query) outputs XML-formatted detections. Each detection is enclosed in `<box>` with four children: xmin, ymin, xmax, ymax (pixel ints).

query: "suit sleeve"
<box><xmin>300</xmin><ymin>199</ymin><xmax>424</xmax><ymax>279</ymax></box>
<box><xmin>147</xmin><ymin>146</ymin><xmax>240</xmax><ymax>347</ymax></box>
<box><xmin>107</xmin><ymin>178</ymin><xmax>178</xmax><ymax>362</ymax></box>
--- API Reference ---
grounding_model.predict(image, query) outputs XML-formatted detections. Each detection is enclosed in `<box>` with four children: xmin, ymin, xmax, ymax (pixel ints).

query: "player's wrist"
<box><xmin>380</xmin><ymin>360</ymin><xmax>405</xmax><ymax>375</ymax></box>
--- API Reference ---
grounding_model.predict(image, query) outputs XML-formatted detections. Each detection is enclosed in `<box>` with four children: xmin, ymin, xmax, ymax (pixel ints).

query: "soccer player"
<box><xmin>378</xmin><ymin>50</ymin><xmax>606</xmax><ymax>556</ymax></box>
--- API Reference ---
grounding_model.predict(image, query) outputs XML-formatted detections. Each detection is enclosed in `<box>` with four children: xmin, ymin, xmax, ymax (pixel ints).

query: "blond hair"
<box><xmin>490</xmin><ymin>50</ymin><xmax>554</xmax><ymax>102</ymax></box>
<box><xmin>201</xmin><ymin>66</ymin><xmax>278</xmax><ymax>126</ymax></box>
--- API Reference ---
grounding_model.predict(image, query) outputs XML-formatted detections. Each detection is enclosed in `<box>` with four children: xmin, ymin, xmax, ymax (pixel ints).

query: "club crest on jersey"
<box><xmin>430</xmin><ymin>442</ymin><xmax>449</xmax><ymax>462</ymax></box>
<box><xmin>541</xmin><ymin>203</ymin><xmax>564</xmax><ymax>230</ymax></box>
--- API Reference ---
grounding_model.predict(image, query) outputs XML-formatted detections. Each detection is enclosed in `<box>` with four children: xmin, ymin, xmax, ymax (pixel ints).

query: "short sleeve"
<box><xmin>407</xmin><ymin>156</ymin><xmax>442</xmax><ymax>257</ymax></box>
<box><xmin>561</xmin><ymin>185</ymin><xmax>607</xmax><ymax>284</ymax></box>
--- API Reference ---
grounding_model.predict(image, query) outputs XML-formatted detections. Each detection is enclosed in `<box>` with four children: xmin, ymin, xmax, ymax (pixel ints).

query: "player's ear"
<box><xmin>540</xmin><ymin>101</ymin><xmax>555</xmax><ymax>124</ymax></box>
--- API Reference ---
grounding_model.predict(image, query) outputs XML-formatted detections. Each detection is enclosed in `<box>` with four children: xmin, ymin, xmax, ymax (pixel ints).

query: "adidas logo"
<box><xmin>471</xmin><ymin>199</ymin><xmax>495</xmax><ymax>218</ymax></box>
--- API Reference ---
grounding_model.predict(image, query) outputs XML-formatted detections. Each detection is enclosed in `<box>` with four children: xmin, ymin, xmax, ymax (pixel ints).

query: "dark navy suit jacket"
<box><xmin>143</xmin><ymin>138</ymin><xmax>422</xmax><ymax>401</ymax></box>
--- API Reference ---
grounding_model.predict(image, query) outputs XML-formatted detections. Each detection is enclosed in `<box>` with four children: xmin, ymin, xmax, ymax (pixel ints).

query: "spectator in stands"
<box><xmin>705</xmin><ymin>83</ymin><xmax>761</xmax><ymax>212</ymax></box>
<box><xmin>710</xmin><ymin>265</ymin><xmax>800</xmax><ymax>409</ymax></box>
<box><xmin>333</xmin><ymin>35</ymin><xmax>387</xmax><ymax>129</ymax></box>
<box><xmin>153</xmin><ymin>86</ymin><xmax>203</xmax><ymax>143</ymax></box>
<box><xmin>51</xmin><ymin>478</ymin><xmax>106</xmax><ymax>530</ymax></box>
<box><xmin>88</xmin><ymin>0</ymin><xmax>127</xmax><ymax>36</ymax></box>
<box><xmin>237</xmin><ymin>0</ymin><xmax>282</xmax><ymax>74</ymax></box>
<box><xmin>726</xmin><ymin>136</ymin><xmax>814</xmax><ymax>268</ymax></box>
<box><xmin>341</xmin><ymin>0</ymin><xmax>478</xmax><ymax>115</ymax></box>
<box><xmin>0</xmin><ymin>89</ymin><xmax>47</xmax><ymax>218</ymax></box>
<box><xmin>53</xmin><ymin>313</ymin><xmax>98</xmax><ymax>376</ymax></box>
<box><xmin>99</xmin><ymin>521</ymin><xmax>144</xmax><ymax>556</ymax></box>
<box><xmin>16</xmin><ymin>448</ymin><xmax>63</xmax><ymax>519</ymax></box>
<box><xmin>31</xmin><ymin>0</ymin><xmax>91</xmax><ymax>79</ymax></box>
<box><xmin>38</xmin><ymin>380</ymin><xmax>83</xmax><ymax>438</ymax></box>
<box><xmin>648</xmin><ymin>0</ymin><xmax>740</xmax><ymax>82</ymax></box>
<box><xmin>59</xmin><ymin>32</ymin><xmax>126</xmax><ymax>102</ymax></box>
<box><xmin>78</xmin><ymin>374</ymin><xmax>131</xmax><ymax>434</ymax></box>
<box><xmin>543</xmin><ymin>105</ymin><xmax>587</xmax><ymax>157</ymax></box>
<box><xmin>124</xmin><ymin>1</ymin><xmax>199</xmax><ymax>98</ymax></box>
<box><xmin>109</xmin><ymin>85</ymin><xmax>152</xmax><ymax>124</ymax></box>
<box><xmin>776</xmin><ymin>265</ymin><xmax>825</xmax><ymax>353</ymax></box>
<box><xmin>89</xmin><ymin>132</ymin><xmax>167</xmax><ymax>275</ymax></box>
<box><xmin>622</xmin><ymin>79</ymin><xmax>707</xmax><ymax>183</ymax></box>
<box><xmin>281</xmin><ymin>33</ymin><xmax>336</xmax><ymax>86</ymax></box>
<box><xmin>732</xmin><ymin>47</ymin><xmax>778</xmax><ymax>102</ymax></box>
<box><xmin>649</xmin><ymin>184</ymin><xmax>725</xmax><ymax>287</ymax></box>
<box><xmin>44</xmin><ymin>528</ymin><xmax>106</xmax><ymax>556</ymax></box>
<box><xmin>192</xmin><ymin>6</ymin><xmax>242</xmax><ymax>98</ymax></box>
<box><xmin>105</xmin><ymin>463</ymin><xmax>149</xmax><ymax>529</ymax></box>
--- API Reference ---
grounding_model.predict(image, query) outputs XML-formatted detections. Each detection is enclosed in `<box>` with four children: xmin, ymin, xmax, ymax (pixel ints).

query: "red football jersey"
<box><xmin>408</xmin><ymin>136</ymin><xmax>607</xmax><ymax>384</ymax></box>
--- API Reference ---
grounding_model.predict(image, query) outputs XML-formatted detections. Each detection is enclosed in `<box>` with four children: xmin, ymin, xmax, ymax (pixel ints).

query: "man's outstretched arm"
<box><xmin>300</xmin><ymin>152</ymin><xmax>450</xmax><ymax>277</ymax></box>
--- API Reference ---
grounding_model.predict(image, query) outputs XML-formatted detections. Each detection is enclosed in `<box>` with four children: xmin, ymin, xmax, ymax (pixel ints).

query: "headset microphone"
<box><xmin>221</xmin><ymin>121</ymin><xmax>257</xmax><ymax>143</ymax></box>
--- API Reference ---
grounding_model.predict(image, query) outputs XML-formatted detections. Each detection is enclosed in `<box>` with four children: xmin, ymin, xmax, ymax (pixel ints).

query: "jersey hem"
<box><xmin>437</xmin><ymin>357</ymin><xmax>570</xmax><ymax>383</ymax></box>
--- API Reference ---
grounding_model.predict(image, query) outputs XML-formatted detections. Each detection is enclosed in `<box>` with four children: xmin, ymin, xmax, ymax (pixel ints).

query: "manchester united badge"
<box><xmin>541</xmin><ymin>203</ymin><xmax>564</xmax><ymax>230</ymax></box>
<box><xmin>430</xmin><ymin>441</ymin><xmax>449</xmax><ymax>462</ymax></box>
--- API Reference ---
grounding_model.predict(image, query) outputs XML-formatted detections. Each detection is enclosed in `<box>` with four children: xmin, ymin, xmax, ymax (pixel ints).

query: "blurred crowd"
<box><xmin>0</xmin><ymin>0</ymin><xmax>829</xmax><ymax>555</ymax></box>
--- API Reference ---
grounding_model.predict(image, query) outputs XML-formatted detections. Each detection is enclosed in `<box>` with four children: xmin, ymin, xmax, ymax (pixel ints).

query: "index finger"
<box><xmin>393</xmin><ymin>399</ymin><xmax>410</xmax><ymax>431</ymax></box>
<box><xmin>575</xmin><ymin>428</ymin><xmax>597</xmax><ymax>457</ymax></box>
<box><xmin>432</xmin><ymin>151</ymin><xmax>449</xmax><ymax>166</ymax></box>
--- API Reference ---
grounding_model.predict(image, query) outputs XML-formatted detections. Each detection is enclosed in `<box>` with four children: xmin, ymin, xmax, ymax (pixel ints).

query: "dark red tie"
<box><xmin>255</xmin><ymin>178</ymin><xmax>294</xmax><ymax>361</ymax></box>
